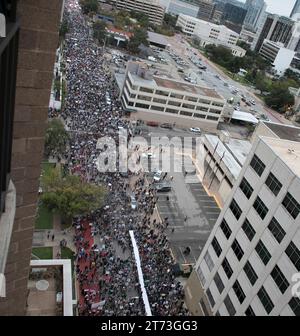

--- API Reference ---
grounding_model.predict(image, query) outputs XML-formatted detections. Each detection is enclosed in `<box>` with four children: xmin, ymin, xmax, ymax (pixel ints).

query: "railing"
<box><xmin>0</xmin><ymin>0</ymin><xmax>19</xmax><ymax>213</ymax></box>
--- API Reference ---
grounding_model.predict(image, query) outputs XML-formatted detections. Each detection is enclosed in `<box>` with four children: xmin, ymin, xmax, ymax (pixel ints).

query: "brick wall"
<box><xmin>0</xmin><ymin>0</ymin><xmax>63</xmax><ymax>315</ymax></box>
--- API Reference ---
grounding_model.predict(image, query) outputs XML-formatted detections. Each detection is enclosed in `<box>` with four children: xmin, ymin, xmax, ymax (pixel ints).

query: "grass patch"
<box><xmin>32</xmin><ymin>247</ymin><xmax>53</xmax><ymax>260</ymax></box>
<box><xmin>35</xmin><ymin>203</ymin><xmax>53</xmax><ymax>230</ymax></box>
<box><xmin>41</xmin><ymin>161</ymin><xmax>56</xmax><ymax>176</ymax></box>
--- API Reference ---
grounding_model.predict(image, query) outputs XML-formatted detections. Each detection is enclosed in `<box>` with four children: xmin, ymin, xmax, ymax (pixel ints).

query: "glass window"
<box><xmin>153</xmin><ymin>97</ymin><xmax>166</xmax><ymax>104</ymax></box>
<box><xmin>245</xmin><ymin>306</ymin><xmax>255</xmax><ymax>316</ymax></box>
<box><xmin>197</xmin><ymin>265</ymin><xmax>206</xmax><ymax>286</ymax></box>
<box><xmin>182</xmin><ymin>103</ymin><xmax>195</xmax><ymax>110</ymax></box>
<box><xmin>199</xmin><ymin>299</ymin><xmax>209</xmax><ymax>316</ymax></box>
<box><xmin>170</xmin><ymin>92</ymin><xmax>183</xmax><ymax>99</ymax></box>
<box><xmin>244</xmin><ymin>261</ymin><xmax>258</xmax><ymax>286</ymax></box>
<box><xmin>194</xmin><ymin>113</ymin><xmax>206</xmax><ymax>118</ymax></box>
<box><xmin>212</xmin><ymin>102</ymin><xmax>224</xmax><ymax>107</ymax></box>
<box><xmin>271</xmin><ymin>265</ymin><xmax>289</xmax><ymax>294</ymax></box>
<box><xmin>282</xmin><ymin>192</ymin><xmax>300</xmax><ymax>219</ymax></box>
<box><xmin>209</xmin><ymin>109</ymin><xmax>222</xmax><ymax>114</ymax></box>
<box><xmin>168</xmin><ymin>100</ymin><xmax>181</xmax><ymax>107</ymax></box>
<box><xmin>139</xmin><ymin>87</ymin><xmax>153</xmax><ymax>94</ymax></box>
<box><xmin>137</xmin><ymin>95</ymin><xmax>151</xmax><ymax>101</ymax></box>
<box><xmin>232</xmin><ymin>239</ymin><xmax>244</xmax><ymax>261</ymax></box>
<box><xmin>180</xmin><ymin>111</ymin><xmax>193</xmax><ymax>116</ymax></box>
<box><xmin>224</xmin><ymin>295</ymin><xmax>236</xmax><ymax>316</ymax></box>
<box><xmin>230</xmin><ymin>199</ymin><xmax>242</xmax><ymax>220</ymax></box>
<box><xmin>155</xmin><ymin>89</ymin><xmax>169</xmax><ymax>97</ymax></box>
<box><xmin>242</xmin><ymin>218</ymin><xmax>256</xmax><ymax>241</ymax></box>
<box><xmin>250</xmin><ymin>154</ymin><xmax>265</xmax><ymax>177</ymax></box>
<box><xmin>255</xmin><ymin>240</ymin><xmax>271</xmax><ymax>265</ymax></box>
<box><xmin>289</xmin><ymin>297</ymin><xmax>300</xmax><ymax>316</ymax></box>
<box><xmin>233</xmin><ymin>280</ymin><xmax>246</xmax><ymax>304</ymax></box>
<box><xmin>222</xmin><ymin>258</ymin><xmax>233</xmax><ymax>279</ymax></box>
<box><xmin>258</xmin><ymin>287</ymin><xmax>274</xmax><ymax>314</ymax></box>
<box><xmin>206</xmin><ymin>288</ymin><xmax>215</xmax><ymax>308</ymax></box>
<box><xmin>268</xmin><ymin>217</ymin><xmax>285</xmax><ymax>243</ymax></box>
<box><xmin>212</xmin><ymin>237</ymin><xmax>222</xmax><ymax>257</ymax></box>
<box><xmin>214</xmin><ymin>272</ymin><xmax>225</xmax><ymax>294</ymax></box>
<box><xmin>199</xmin><ymin>99</ymin><xmax>211</xmax><ymax>105</ymax></box>
<box><xmin>207</xmin><ymin>115</ymin><xmax>219</xmax><ymax>121</ymax></box>
<box><xmin>204</xmin><ymin>251</ymin><xmax>214</xmax><ymax>271</ymax></box>
<box><xmin>165</xmin><ymin>108</ymin><xmax>178</xmax><ymax>114</ymax></box>
<box><xmin>151</xmin><ymin>105</ymin><xmax>164</xmax><ymax>111</ymax></box>
<box><xmin>265</xmin><ymin>172</ymin><xmax>282</xmax><ymax>196</ymax></box>
<box><xmin>135</xmin><ymin>102</ymin><xmax>149</xmax><ymax>109</ymax></box>
<box><xmin>239</xmin><ymin>177</ymin><xmax>253</xmax><ymax>199</ymax></box>
<box><xmin>186</xmin><ymin>96</ymin><xmax>198</xmax><ymax>102</ymax></box>
<box><xmin>253</xmin><ymin>196</ymin><xmax>268</xmax><ymax>220</ymax></box>
<box><xmin>220</xmin><ymin>219</ymin><xmax>232</xmax><ymax>239</ymax></box>
<box><xmin>196</xmin><ymin>106</ymin><xmax>208</xmax><ymax>112</ymax></box>
<box><xmin>285</xmin><ymin>241</ymin><xmax>300</xmax><ymax>271</ymax></box>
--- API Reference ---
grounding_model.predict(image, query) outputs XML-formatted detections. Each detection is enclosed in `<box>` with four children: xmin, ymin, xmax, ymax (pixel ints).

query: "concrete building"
<box><xmin>120</xmin><ymin>61</ymin><xmax>226</xmax><ymax>131</ymax></box>
<box><xmin>197</xmin><ymin>0</ymin><xmax>215</xmax><ymax>22</ymax></box>
<box><xmin>244</xmin><ymin>0</ymin><xmax>267</xmax><ymax>32</ymax></box>
<box><xmin>158</xmin><ymin>0</ymin><xmax>200</xmax><ymax>18</ymax></box>
<box><xmin>111</xmin><ymin>0</ymin><xmax>166</xmax><ymax>25</ymax></box>
<box><xmin>220</xmin><ymin>2</ymin><xmax>247</xmax><ymax>34</ymax></box>
<box><xmin>0</xmin><ymin>0</ymin><xmax>63</xmax><ymax>315</ymax></box>
<box><xmin>259</xmin><ymin>39</ymin><xmax>296</xmax><ymax>75</ymax></box>
<box><xmin>177</xmin><ymin>14</ymin><xmax>246</xmax><ymax>57</ymax></box>
<box><xmin>185</xmin><ymin>132</ymin><xmax>300</xmax><ymax>316</ymax></box>
<box><xmin>291</xmin><ymin>0</ymin><xmax>300</xmax><ymax>20</ymax></box>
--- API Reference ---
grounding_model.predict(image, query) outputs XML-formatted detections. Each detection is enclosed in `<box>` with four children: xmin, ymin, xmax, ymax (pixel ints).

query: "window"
<box><xmin>155</xmin><ymin>89</ymin><xmax>169</xmax><ymax>97</ymax></box>
<box><xmin>245</xmin><ymin>305</ymin><xmax>255</xmax><ymax>316</ymax></box>
<box><xmin>196</xmin><ymin>106</ymin><xmax>208</xmax><ymax>112</ymax></box>
<box><xmin>214</xmin><ymin>272</ymin><xmax>225</xmax><ymax>294</ymax></box>
<box><xmin>209</xmin><ymin>109</ymin><xmax>222</xmax><ymax>114</ymax></box>
<box><xmin>250</xmin><ymin>154</ymin><xmax>265</xmax><ymax>176</ymax></box>
<box><xmin>165</xmin><ymin>108</ymin><xmax>178</xmax><ymax>114</ymax></box>
<box><xmin>130</xmin><ymin>93</ymin><xmax>136</xmax><ymax>99</ymax></box>
<box><xmin>204</xmin><ymin>251</ymin><xmax>214</xmax><ymax>271</ymax></box>
<box><xmin>230</xmin><ymin>199</ymin><xmax>242</xmax><ymax>220</ymax></box>
<box><xmin>244</xmin><ymin>261</ymin><xmax>258</xmax><ymax>286</ymax></box>
<box><xmin>271</xmin><ymin>265</ymin><xmax>289</xmax><ymax>294</ymax></box>
<box><xmin>206</xmin><ymin>288</ymin><xmax>215</xmax><ymax>308</ymax></box>
<box><xmin>151</xmin><ymin>105</ymin><xmax>164</xmax><ymax>111</ymax></box>
<box><xmin>180</xmin><ymin>111</ymin><xmax>193</xmax><ymax>116</ymax></box>
<box><xmin>222</xmin><ymin>258</ymin><xmax>233</xmax><ymax>279</ymax></box>
<box><xmin>186</xmin><ymin>96</ymin><xmax>198</xmax><ymax>102</ymax></box>
<box><xmin>206</xmin><ymin>115</ymin><xmax>219</xmax><ymax>121</ymax></box>
<box><xmin>199</xmin><ymin>99</ymin><xmax>211</xmax><ymax>105</ymax></box>
<box><xmin>215</xmin><ymin>311</ymin><xmax>220</xmax><ymax>316</ymax></box>
<box><xmin>232</xmin><ymin>239</ymin><xmax>244</xmax><ymax>261</ymax></box>
<box><xmin>170</xmin><ymin>93</ymin><xmax>183</xmax><ymax>99</ymax></box>
<box><xmin>289</xmin><ymin>297</ymin><xmax>300</xmax><ymax>316</ymax></box>
<box><xmin>153</xmin><ymin>97</ymin><xmax>166</xmax><ymax>104</ymax></box>
<box><xmin>255</xmin><ymin>240</ymin><xmax>271</xmax><ymax>265</ymax></box>
<box><xmin>212</xmin><ymin>237</ymin><xmax>222</xmax><ymax>257</ymax></box>
<box><xmin>265</xmin><ymin>172</ymin><xmax>282</xmax><ymax>196</ymax></box>
<box><xmin>182</xmin><ymin>103</ymin><xmax>195</xmax><ymax>110</ymax></box>
<box><xmin>137</xmin><ymin>95</ymin><xmax>151</xmax><ymax>101</ymax></box>
<box><xmin>168</xmin><ymin>100</ymin><xmax>181</xmax><ymax>107</ymax></box>
<box><xmin>268</xmin><ymin>217</ymin><xmax>285</xmax><ymax>243</ymax></box>
<box><xmin>139</xmin><ymin>87</ymin><xmax>153</xmax><ymax>94</ymax></box>
<box><xmin>233</xmin><ymin>280</ymin><xmax>246</xmax><ymax>304</ymax></box>
<box><xmin>282</xmin><ymin>192</ymin><xmax>300</xmax><ymax>219</ymax></box>
<box><xmin>199</xmin><ymin>299</ymin><xmax>209</xmax><ymax>316</ymax></box>
<box><xmin>253</xmin><ymin>196</ymin><xmax>268</xmax><ymax>220</ymax></box>
<box><xmin>135</xmin><ymin>103</ymin><xmax>149</xmax><ymax>109</ymax></box>
<box><xmin>194</xmin><ymin>113</ymin><xmax>206</xmax><ymax>118</ymax></box>
<box><xmin>224</xmin><ymin>295</ymin><xmax>236</xmax><ymax>316</ymax></box>
<box><xmin>258</xmin><ymin>287</ymin><xmax>274</xmax><ymax>314</ymax></box>
<box><xmin>197</xmin><ymin>265</ymin><xmax>206</xmax><ymax>286</ymax></box>
<box><xmin>242</xmin><ymin>218</ymin><xmax>256</xmax><ymax>241</ymax></box>
<box><xmin>220</xmin><ymin>219</ymin><xmax>232</xmax><ymax>239</ymax></box>
<box><xmin>239</xmin><ymin>178</ymin><xmax>253</xmax><ymax>199</ymax></box>
<box><xmin>285</xmin><ymin>241</ymin><xmax>300</xmax><ymax>271</ymax></box>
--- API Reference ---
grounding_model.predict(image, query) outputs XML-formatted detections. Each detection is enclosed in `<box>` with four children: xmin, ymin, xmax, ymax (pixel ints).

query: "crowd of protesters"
<box><xmin>50</xmin><ymin>0</ymin><xmax>189</xmax><ymax>316</ymax></box>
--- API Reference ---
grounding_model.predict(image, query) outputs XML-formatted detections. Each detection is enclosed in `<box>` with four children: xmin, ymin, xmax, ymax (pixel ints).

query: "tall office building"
<box><xmin>244</xmin><ymin>0</ymin><xmax>266</xmax><ymax>32</ymax></box>
<box><xmin>197</xmin><ymin>0</ymin><xmax>216</xmax><ymax>22</ymax></box>
<box><xmin>0</xmin><ymin>0</ymin><xmax>63</xmax><ymax>315</ymax></box>
<box><xmin>184</xmin><ymin>124</ymin><xmax>300</xmax><ymax>316</ymax></box>
<box><xmin>221</xmin><ymin>3</ymin><xmax>247</xmax><ymax>33</ymax></box>
<box><xmin>291</xmin><ymin>0</ymin><xmax>300</xmax><ymax>20</ymax></box>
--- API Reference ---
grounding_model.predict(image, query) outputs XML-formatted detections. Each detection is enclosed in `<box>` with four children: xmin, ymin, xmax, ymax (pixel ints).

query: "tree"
<box><xmin>130</xmin><ymin>10</ymin><xmax>149</xmax><ymax>28</ymax></box>
<box><xmin>93</xmin><ymin>20</ymin><xmax>107</xmax><ymax>43</ymax></box>
<box><xmin>128</xmin><ymin>28</ymin><xmax>149</xmax><ymax>54</ymax></box>
<box><xmin>255</xmin><ymin>72</ymin><xmax>270</xmax><ymax>93</ymax></box>
<box><xmin>41</xmin><ymin>167</ymin><xmax>106</xmax><ymax>222</ymax></box>
<box><xmin>45</xmin><ymin>119</ymin><xmax>69</xmax><ymax>158</ymax></box>
<box><xmin>59</xmin><ymin>19</ymin><xmax>69</xmax><ymax>40</ymax></box>
<box><xmin>265</xmin><ymin>83</ymin><xmax>295</xmax><ymax>112</ymax></box>
<box><xmin>79</xmin><ymin>0</ymin><xmax>98</xmax><ymax>15</ymax></box>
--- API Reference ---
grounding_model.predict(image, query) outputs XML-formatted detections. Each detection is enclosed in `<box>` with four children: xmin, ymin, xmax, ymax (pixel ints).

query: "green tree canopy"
<box><xmin>265</xmin><ymin>82</ymin><xmax>295</xmax><ymax>112</ymax></box>
<box><xmin>128</xmin><ymin>28</ymin><xmax>149</xmax><ymax>54</ymax></box>
<box><xmin>80</xmin><ymin>0</ymin><xmax>98</xmax><ymax>15</ymax></box>
<box><xmin>59</xmin><ymin>18</ymin><xmax>69</xmax><ymax>40</ymax></box>
<box><xmin>41</xmin><ymin>167</ymin><xmax>106</xmax><ymax>221</ymax></box>
<box><xmin>45</xmin><ymin>119</ymin><xmax>69</xmax><ymax>158</ymax></box>
<box><xmin>93</xmin><ymin>20</ymin><xmax>107</xmax><ymax>43</ymax></box>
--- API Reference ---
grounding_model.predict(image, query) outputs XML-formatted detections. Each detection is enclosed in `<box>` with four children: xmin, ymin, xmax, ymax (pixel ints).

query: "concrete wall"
<box><xmin>0</xmin><ymin>0</ymin><xmax>63</xmax><ymax>315</ymax></box>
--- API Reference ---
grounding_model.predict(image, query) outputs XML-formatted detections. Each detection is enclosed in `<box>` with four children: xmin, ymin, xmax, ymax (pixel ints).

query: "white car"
<box><xmin>189</xmin><ymin>127</ymin><xmax>201</xmax><ymax>134</ymax></box>
<box><xmin>130</xmin><ymin>195</ymin><xmax>138</xmax><ymax>210</ymax></box>
<box><xmin>153</xmin><ymin>170</ymin><xmax>163</xmax><ymax>182</ymax></box>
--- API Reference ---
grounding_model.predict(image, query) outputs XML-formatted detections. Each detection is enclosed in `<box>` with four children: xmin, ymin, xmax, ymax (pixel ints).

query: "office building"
<box><xmin>158</xmin><ymin>0</ymin><xmax>200</xmax><ymax>18</ymax></box>
<box><xmin>291</xmin><ymin>0</ymin><xmax>300</xmax><ymax>20</ymax></box>
<box><xmin>177</xmin><ymin>14</ymin><xmax>246</xmax><ymax>57</ymax></box>
<box><xmin>185</xmin><ymin>130</ymin><xmax>300</xmax><ymax>316</ymax></box>
<box><xmin>259</xmin><ymin>39</ymin><xmax>296</xmax><ymax>75</ymax></box>
<box><xmin>244</xmin><ymin>0</ymin><xmax>267</xmax><ymax>32</ymax></box>
<box><xmin>255</xmin><ymin>14</ymin><xmax>295</xmax><ymax>52</ymax></box>
<box><xmin>197</xmin><ymin>0</ymin><xmax>216</xmax><ymax>22</ymax></box>
<box><xmin>220</xmin><ymin>3</ymin><xmax>247</xmax><ymax>33</ymax></box>
<box><xmin>120</xmin><ymin>62</ymin><xmax>226</xmax><ymax>131</ymax></box>
<box><xmin>111</xmin><ymin>0</ymin><xmax>166</xmax><ymax>25</ymax></box>
<box><xmin>0</xmin><ymin>0</ymin><xmax>63</xmax><ymax>315</ymax></box>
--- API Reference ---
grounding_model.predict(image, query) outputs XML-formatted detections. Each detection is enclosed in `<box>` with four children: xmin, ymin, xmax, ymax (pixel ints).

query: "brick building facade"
<box><xmin>0</xmin><ymin>0</ymin><xmax>63</xmax><ymax>315</ymax></box>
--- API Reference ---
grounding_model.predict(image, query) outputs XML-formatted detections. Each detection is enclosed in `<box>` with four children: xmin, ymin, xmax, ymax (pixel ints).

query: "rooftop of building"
<box><xmin>263</xmin><ymin>121</ymin><xmax>300</xmax><ymax>142</ymax></box>
<box><xmin>147</xmin><ymin>31</ymin><xmax>170</xmax><ymax>47</ymax></box>
<box><xmin>261</xmin><ymin>137</ymin><xmax>300</xmax><ymax>177</ymax></box>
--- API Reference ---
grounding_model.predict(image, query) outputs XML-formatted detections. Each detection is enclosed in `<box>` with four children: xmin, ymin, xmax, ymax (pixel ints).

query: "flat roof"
<box><xmin>263</xmin><ymin>121</ymin><xmax>300</xmax><ymax>142</ymax></box>
<box><xmin>261</xmin><ymin>137</ymin><xmax>300</xmax><ymax>177</ymax></box>
<box><xmin>147</xmin><ymin>31</ymin><xmax>170</xmax><ymax>46</ymax></box>
<box><xmin>225</xmin><ymin>138</ymin><xmax>252</xmax><ymax>166</ymax></box>
<box><xmin>154</xmin><ymin>76</ymin><xmax>223</xmax><ymax>99</ymax></box>
<box><xmin>232</xmin><ymin>110</ymin><xmax>258</xmax><ymax>124</ymax></box>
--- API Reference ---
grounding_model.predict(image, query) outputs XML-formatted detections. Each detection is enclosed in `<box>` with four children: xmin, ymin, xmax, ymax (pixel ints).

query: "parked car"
<box><xmin>130</xmin><ymin>195</ymin><xmax>138</xmax><ymax>210</ymax></box>
<box><xmin>189</xmin><ymin>127</ymin><xmax>201</xmax><ymax>134</ymax></box>
<box><xmin>160</xmin><ymin>123</ymin><xmax>173</xmax><ymax>129</ymax></box>
<box><xmin>153</xmin><ymin>170</ymin><xmax>163</xmax><ymax>182</ymax></box>
<box><xmin>155</xmin><ymin>182</ymin><xmax>171</xmax><ymax>192</ymax></box>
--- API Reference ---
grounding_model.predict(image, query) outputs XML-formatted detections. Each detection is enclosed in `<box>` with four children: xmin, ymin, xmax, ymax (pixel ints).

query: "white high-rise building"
<box><xmin>184</xmin><ymin>134</ymin><xmax>300</xmax><ymax>316</ymax></box>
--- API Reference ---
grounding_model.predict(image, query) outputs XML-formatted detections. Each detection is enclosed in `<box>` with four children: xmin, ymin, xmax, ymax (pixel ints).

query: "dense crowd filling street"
<box><xmin>53</xmin><ymin>0</ymin><xmax>189</xmax><ymax>316</ymax></box>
